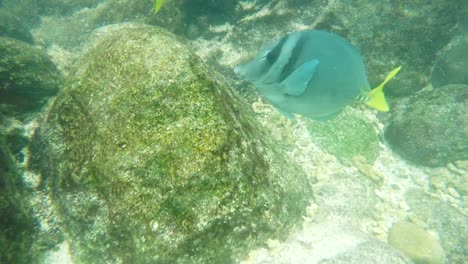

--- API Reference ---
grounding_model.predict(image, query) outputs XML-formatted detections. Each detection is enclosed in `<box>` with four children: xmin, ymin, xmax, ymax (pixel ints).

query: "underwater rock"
<box><xmin>405</xmin><ymin>189</ymin><xmax>468</xmax><ymax>263</ymax></box>
<box><xmin>0</xmin><ymin>10</ymin><xmax>33</xmax><ymax>43</ymax></box>
<box><xmin>0</xmin><ymin>37</ymin><xmax>62</xmax><ymax>117</ymax></box>
<box><xmin>29</xmin><ymin>23</ymin><xmax>311</xmax><ymax>264</ymax></box>
<box><xmin>388</xmin><ymin>221</ymin><xmax>444</xmax><ymax>264</ymax></box>
<box><xmin>0</xmin><ymin>128</ymin><xmax>35</xmax><ymax>263</ymax></box>
<box><xmin>431</xmin><ymin>34</ymin><xmax>468</xmax><ymax>88</ymax></box>
<box><xmin>385</xmin><ymin>84</ymin><xmax>467</xmax><ymax>167</ymax></box>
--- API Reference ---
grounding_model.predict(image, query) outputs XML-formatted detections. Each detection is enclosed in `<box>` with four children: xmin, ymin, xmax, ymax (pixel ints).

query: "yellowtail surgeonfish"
<box><xmin>234</xmin><ymin>30</ymin><xmax>401</xmax><ymax>120</ymax></box>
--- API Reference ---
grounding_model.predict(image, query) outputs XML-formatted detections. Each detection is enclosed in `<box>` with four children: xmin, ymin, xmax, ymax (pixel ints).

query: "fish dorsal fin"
<box><xmin>366</xmin><ymin>66</ymin><xmax>401</xmax><ymax>112</ymax></box>
<box><xmin>280</xmin><ymin>59</ymin><xmax>319</xmax><ymax>96</ymax></box>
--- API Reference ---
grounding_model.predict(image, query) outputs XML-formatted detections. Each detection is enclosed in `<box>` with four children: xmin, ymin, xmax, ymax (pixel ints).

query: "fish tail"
<box><xmin>154</xmin><ymin>0</ymin><xmax>166</xmax><ymax>14</ymax></box>
<box><xmin>366</xmin><ymin>66</ymin><xmax>401</xmax><ymax>112</ymax></box>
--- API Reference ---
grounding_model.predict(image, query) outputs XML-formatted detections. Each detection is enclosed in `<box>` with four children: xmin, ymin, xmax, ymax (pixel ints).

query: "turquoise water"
<box><xmin>1</xmin><ymin>1</ymin><xmax>466</xmax><ymax>263</ymax></box>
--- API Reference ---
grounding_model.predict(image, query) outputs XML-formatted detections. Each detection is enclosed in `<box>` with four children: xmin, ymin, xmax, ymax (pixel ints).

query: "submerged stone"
<box><xmin>29</xmin><ymin>23</ymin><xmax>311</xmax><ymax>264</ymax></box>
<box><xmin>305</xmin><ymin>110</ymin><xmax>380</xmax><ymax>163</ymax></box>
<box><xmin>388</xmin><ymin>221</ymin><xmax>444</xmax><ymax>264</ymax></box>
<box><xmin>0</xmin><ymin>10</ymin><xmax>33</xmax><ymax>43</ymax></box>
<box><xmin>0</xmin><ymin>37</ymin><xmax>62</xmax><ymax>117</ymax></box>
<box><xmin>385</xmin><ymin>84</ymin><xmax>467</xmax><ymax>167</ymax></box>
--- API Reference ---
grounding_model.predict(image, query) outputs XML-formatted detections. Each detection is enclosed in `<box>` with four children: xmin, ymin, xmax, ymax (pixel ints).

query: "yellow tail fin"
<box><xmin>154</xmin><ymin>0</ymin><xmax>166</xmax><ymax>14</ymax></box>
<box><xmin>366</xmin><ymin>66</ymin><xmax>401</xmax><ymax>112</ymax></box>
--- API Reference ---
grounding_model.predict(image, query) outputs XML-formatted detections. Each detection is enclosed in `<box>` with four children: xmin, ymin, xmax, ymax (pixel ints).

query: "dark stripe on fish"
<box><xmin>278</xmin><ymin>33</ymin><xmax>307</xmax><ymax>82</ymax></box>
<box><xmin>266</xmin><ymin>35</ymin><xmax>288</xmax><ymax>65</ymax></box>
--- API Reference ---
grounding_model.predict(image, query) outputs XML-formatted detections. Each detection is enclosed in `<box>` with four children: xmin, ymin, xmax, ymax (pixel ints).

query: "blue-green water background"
<box><xmin>0</xmin><ymin>0</ymin><xmax>467</xmax><ymax>263</ymax></box>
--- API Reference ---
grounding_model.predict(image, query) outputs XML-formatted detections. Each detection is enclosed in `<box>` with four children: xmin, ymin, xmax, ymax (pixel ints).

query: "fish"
<box><xmin>234</xmin><ymin>30</ymin><xmax>401</xmax><ymax>120</ymax></box>
<box><xmin>154</xmin><ymin>0</ymin><xmax>166</xmax><ymax>14</ymax></box>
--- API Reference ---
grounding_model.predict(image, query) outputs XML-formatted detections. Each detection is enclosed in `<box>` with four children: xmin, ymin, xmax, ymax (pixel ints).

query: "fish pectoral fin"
<box><xmin>366</xmin><ymin>66</ymin><xmax>402</xmax><ymax>112</ymax></box>
<box><xmin>280</xmin><ymin>59</ymin><xmax>319</xmax><ymax>96</ymax></box>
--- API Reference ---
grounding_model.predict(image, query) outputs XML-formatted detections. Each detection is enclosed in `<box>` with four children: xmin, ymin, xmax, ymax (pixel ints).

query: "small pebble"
<box><xmin>375</xmin><ymin>189</ymin><xmax>387</xmax><ymax>200</ymax></box>
<box><xmin>408</xmin><ymin>215</ymin><xmax>428</xmax><ymax>229</ymax></box>
<box><xmin>151</xmin><ymin>220</ymin><xmax>159</xmax><ymax>231</ymax></box>
<box><xmin>461</xmin><ymin>196</ymin><xmax>468</xmax><ymax>208</ymax></box>
<box><xmin>447</xmin><ymin>163</ymin><xmax>464</xmax><ymax>175</ymax></box>
<box><xmin>315</xmin><ymin>173</ymin><xmax>329</xmax><ymax>182</ymax></box>
<box><xmin>372</xmin><ymin>226</ymin><xmax>385</xmax><ymax>235</ymax></box>
<box><xmin>399</xmin><ymin>201</ymin><xmax>410</xmax><ymax>211</ymax></box>
<box><xmin>447</xmin><ymin>187</ymin><xmax>460</xmax><ymax>199</ymax></box>
<box><xmin>454</xmin><ymin>160</ymin><xmax>468</xmax><ymax>170</ymax></box>
<box><xmin>305</xmin><ymin>203</ymin><xmax>318</xmax><ymax>218</ymax></box>
<box><xmin>266</xmin><ymin>239</ymin><xmax>280</xmax><ymax>251</ymax></box>
<box><xmin>429</xmin><ymin>176</ymin><xmax>445</xmax><ymax>190</ymax></box>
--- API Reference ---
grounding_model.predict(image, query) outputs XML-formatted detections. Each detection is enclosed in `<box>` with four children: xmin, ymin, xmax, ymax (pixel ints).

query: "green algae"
<box><xmin>305</xmin><ymin>109</ymin><xmax>380</xmax><ymax>164</ymax></box>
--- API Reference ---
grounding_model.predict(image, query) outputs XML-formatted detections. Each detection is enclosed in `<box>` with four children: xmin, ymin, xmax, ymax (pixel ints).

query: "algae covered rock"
<box><xmin>0</xmin><ymin>37</ymin><xmax>62</xmax><ymax>116</ymax></box>
<box><xmin>30</xmin><ymin>23</ymin><xmax>311</xmax><ymax>264</ymax></box>
<box><xmin>305</xmin><ymin>110</ymin><xmax>380</xmax><ymax>163</ymax></box>
<box><xmin>385</xmin><ymin>84</ymin><xmax>467</xmax><ymax>167</ymax></box>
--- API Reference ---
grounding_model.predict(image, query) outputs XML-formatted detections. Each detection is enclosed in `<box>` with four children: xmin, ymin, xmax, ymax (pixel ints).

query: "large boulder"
<box><xmin>0</xmin><ymin>37</ymin><xmax>62</xmax><ymax>117</ymax></box>
<box><xmin>29</xmin><ymin>23</ymin><xmax>312</xmax><ymax>264</ymax></box>
<box><xmin>385</xmin><ymin>84</ymin><xmax>467</xmax><ymax>167</ymax></box>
